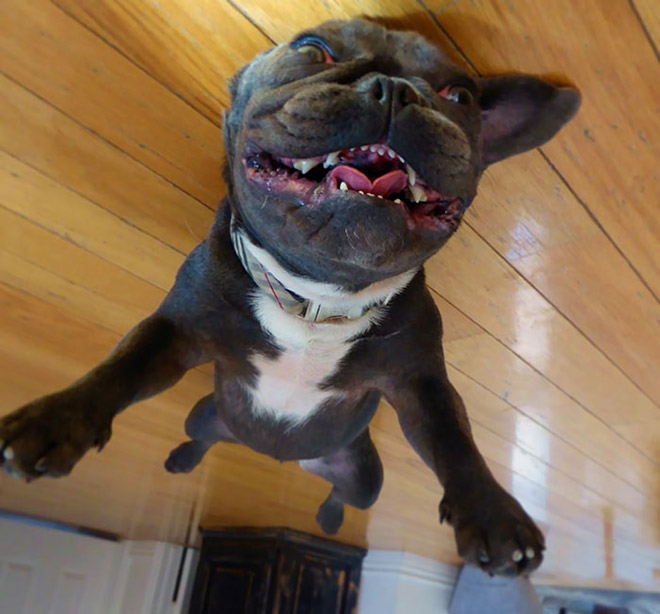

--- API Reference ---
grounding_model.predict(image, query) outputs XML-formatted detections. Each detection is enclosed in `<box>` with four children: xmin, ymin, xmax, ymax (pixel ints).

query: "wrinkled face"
<box><xmin>224</xmin><ymin>19</ymin><xmax>579</xmax><ymax>289</ymax></box>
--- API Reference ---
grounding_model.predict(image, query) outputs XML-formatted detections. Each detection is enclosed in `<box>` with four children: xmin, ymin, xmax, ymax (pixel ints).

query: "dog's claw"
<box><xmin>34</xmin><ymin>458</ymin><xmax>48</xmax><ymax>473</ymax></box>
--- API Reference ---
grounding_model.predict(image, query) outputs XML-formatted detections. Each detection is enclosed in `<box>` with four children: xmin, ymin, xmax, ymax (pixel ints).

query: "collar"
<box><xmin>230</xmin><ymin>216</ymin><xmax>397</xmax><ymax>323</ymax></box>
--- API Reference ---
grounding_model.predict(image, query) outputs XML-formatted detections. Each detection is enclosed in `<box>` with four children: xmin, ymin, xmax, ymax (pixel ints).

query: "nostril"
<box><xmin>394</xmin><ymin>81</ymin><xmax>420</xmax><ymax>107</ymax></box>
<box><xmin>373</xmin><ymin>78</ymin><xmax>388</xmax><ymax>104</ymax></box>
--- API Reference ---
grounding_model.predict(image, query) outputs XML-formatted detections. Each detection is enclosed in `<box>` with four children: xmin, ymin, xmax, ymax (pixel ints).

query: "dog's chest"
<box><xmin>245</xmin><ymin>295</ymin><xmax>375</xmax><ymax>422</ymax></box>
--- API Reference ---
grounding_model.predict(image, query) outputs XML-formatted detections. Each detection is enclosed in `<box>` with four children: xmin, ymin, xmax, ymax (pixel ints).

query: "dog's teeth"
<box><xmin>295</xmin><ymin>159</ymin><xmax>320</xmax><ymax>174</ymax></box>
<box><xmin>369</xmin><ymin>146</ymin><xmax>377</xmax><ymax>153</ymax></box>
<box><xmin>339</xmin><ymin>182</ymin><xmax>348</xmax><ymax>191</ymax></box>
<box><xmin>406</xmin><ymin>164</ymin><xmax>417</xmax><ymax>186</ymax></box>
<box><xmin>388</xmin><ymin>150</ymin><xmax>396</xmax><ymax>159</ymax></box>
<box><xmin>394</xmin><ymin>198</ymin><xmax>403</xmax><ymax>204</ymax></box>
<box><xmin>358</xmin><ymin>190</ymin><xmax>365</xmax><ymax>195</ymax></box>
<box><xmin>361</xmin><ymin>145</ymin><xmax>369</xmax><ymax>151</ymax></box>
<box><xmin>376</xmin><ymin>195</ymin><xmax>383</xmax><ymax>199</ymax></box>
<box><xmin>410</xmin><ymin>184</ymin><xmax>427</xmax><ymax>202</ymax></box>
<box><xmin>377</xmin><ymin>148</ymin><xmax>385</xmax><ymax>156</ymax></box>
<box><xmin>398</xmin><ymin>155</ymin><xmax>405</xmax><ymax>163</ymax></box>
<box><xmin>323</xmin><ymin>151</ymin><xmax>340</xmax><ymax>168</ymax></box>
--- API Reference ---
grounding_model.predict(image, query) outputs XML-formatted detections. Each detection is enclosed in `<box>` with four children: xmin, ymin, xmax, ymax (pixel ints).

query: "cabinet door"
<box><xmin>189</xmin><ymin>542</ymin><xmax>277</xmax><ymax>614</ymax></box>
<box><xmin>275</xmin><ymin>549</ymin><xmax>362</xmax><ymax>614</ymax></box>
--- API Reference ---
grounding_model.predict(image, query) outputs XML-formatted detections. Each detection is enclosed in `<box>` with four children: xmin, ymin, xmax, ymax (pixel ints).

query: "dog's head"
<box><xmin>224</xmin><ymin>19</ymin><xmax>580</xmax><ymax>289</ymax></box>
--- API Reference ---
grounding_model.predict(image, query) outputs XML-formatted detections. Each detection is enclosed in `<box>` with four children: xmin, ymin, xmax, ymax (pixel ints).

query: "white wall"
<box><xmin>0</xmin><ymin>516</ymin><xmax>197</xmax><ymax>614</ymax></box>
<box><xmin>1</xmin><ymin>516</ymin><xmax>461</xmax><ymax>614</ymax></box>
<box><xmin>358</xmin><ymin>550</ymin><xmax>459</xmax><ymax>614</ymax></box>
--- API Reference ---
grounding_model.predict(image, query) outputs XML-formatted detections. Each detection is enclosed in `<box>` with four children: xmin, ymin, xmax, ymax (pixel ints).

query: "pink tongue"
<box><xmin>329</xmin><ymin>166</ymin><xmax>372</xmax><ymax>191</ymax></box>
<box><xmin>328</xmin><ymin>166</ymin><xmax>407</xmax><ymax>198</ymax></box>
<box><xmin>372</xmin><ymin>170</ymin><xmax>407</xmax><ymax>197</ymax></box>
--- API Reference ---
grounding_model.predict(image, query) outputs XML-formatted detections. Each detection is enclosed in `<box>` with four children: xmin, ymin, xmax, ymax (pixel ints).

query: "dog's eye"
<box><xmin>291</xmin><ymin>36</ymin><xmax>335</xmax><ymax>64</ymax></box>
<box><xmin>438</xmin><ymin>85</ymin><xmax>474</xmax><ymax>105</ymax></box>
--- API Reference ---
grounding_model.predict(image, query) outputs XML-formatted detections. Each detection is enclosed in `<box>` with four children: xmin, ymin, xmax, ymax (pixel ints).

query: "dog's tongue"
<box><xmin>329</xmin><ymin>166</ymin><xmax>407</xmax><ymax>197</ymax></box>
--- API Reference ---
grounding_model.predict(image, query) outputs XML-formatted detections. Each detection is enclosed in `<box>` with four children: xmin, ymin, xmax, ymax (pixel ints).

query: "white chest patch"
<box><xmin>246</xmin><ymin>295</ymin><xmax>380</xmax><ymax>422</ymax></box>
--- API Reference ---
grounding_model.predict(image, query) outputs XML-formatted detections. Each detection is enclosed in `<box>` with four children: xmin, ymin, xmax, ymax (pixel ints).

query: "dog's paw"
<box><xmin>164</xmin><ymin>441</ymin><xmax>208</xmax><ymax>474</ymax></box>
<box><xmin>0</xmin><ymin>392</ymin><xmax>112</xmax><ymax>481</ymax></box>
<box><xmin>440</xmin><ymin>485</ymin><xmax>545</xmax><ymax>577</ymax></box>
<box><xmin>316</xmin><ymin>496</ymin><xmax>345</xmax><ymax>535</ymax></box>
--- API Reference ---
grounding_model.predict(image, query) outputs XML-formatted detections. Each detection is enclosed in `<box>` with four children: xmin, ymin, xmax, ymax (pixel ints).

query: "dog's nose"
<box><xmin>358</xmin><ymin>75</ymin><xmax>422</xmax><ymax>111</ymax></box>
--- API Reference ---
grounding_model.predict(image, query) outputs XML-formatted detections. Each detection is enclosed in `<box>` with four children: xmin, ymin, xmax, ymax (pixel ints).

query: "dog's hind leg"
<box><xmin>165</xmin><ymin>393</ymin><xmax>237</xmax><ymax>474</ymax></box>
<box><xmin>299</xmin><ymin>423</ymin><xmax>384</xmax><ymax>535</ymax></box>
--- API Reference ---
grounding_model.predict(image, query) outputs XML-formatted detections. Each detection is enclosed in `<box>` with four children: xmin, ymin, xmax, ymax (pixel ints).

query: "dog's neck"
<box><xmin>229</xmin><ymin>216</ymin><xmax>416</xmax><ymax>323</ymax></box>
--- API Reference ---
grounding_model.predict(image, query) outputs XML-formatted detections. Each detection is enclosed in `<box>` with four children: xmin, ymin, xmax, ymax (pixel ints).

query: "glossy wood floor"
<box><xmin>0</xmin><ymin>0</ymin><xmax>658</xmax><ymax>592</ymax></box>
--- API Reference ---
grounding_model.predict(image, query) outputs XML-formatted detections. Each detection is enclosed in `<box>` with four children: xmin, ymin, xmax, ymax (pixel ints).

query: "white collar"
<box><xmin>230</xmin><ymin>217</ymin><xmax>416</xmax><ymax>323</ymax></box>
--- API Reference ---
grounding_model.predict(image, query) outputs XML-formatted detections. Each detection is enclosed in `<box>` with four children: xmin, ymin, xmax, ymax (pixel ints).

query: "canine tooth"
<box><xmin>339</xmin><ymin>182</ymin><xmax>348</xmax><ymax>191</ymax></box>
<box><xmin>410</xmin><ymin>184</ymin><xmax>427</xmax><ymax>202</ymax></box>
<box><xmin>323</xmin><ymin>151</ymin><xmax>340</xmax><ymax>168</ymax></box>
<box><xmin>406</xmin><ymin>165</ymin><xmax>417</xmax><ymax>186</ymax></box>
<box><xmin>298</xmin><ymin>159</ymin><xmax>320</xmax><ymax>174</ymax></box>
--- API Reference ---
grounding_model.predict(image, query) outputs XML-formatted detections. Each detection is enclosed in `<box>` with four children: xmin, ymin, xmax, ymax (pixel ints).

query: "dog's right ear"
<box><xmin>478</xmin><ymin>75</ymin><xmax>581</xmax><ymax>165</ymax></box>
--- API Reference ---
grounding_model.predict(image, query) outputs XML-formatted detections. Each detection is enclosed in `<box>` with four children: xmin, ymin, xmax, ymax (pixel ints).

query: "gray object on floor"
<box><xmin>450</xmin><ymin>564</ymin><xmax>543</xmax><ymax>614</ymax></box>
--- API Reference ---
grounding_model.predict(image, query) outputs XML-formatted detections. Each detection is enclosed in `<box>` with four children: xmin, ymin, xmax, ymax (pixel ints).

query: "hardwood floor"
<box><xmin>0</xmin><ymin>0</ymin><xmax>658</xmax><ymax>591</ymax></box>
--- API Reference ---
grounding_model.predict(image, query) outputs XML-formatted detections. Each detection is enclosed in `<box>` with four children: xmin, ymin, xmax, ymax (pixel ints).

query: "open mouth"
<box><xmin>243</xmin><ymin>144</ymin><xmax>465</xmax><ymax>233</ymax></box>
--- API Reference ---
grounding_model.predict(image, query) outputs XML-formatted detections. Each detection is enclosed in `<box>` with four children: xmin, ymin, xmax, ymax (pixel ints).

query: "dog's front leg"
<box><xmin>389</xmin><ymin>371</ymin><xmax>545</xmax><ymax>576</ymax></box>
<box><xmin>0</xmin><ymin>313</ymin><xmax>205</xmax><ymax>480</ymax></box>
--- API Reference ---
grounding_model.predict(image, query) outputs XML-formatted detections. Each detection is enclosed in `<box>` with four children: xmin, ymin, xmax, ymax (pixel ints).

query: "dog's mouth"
<box><xmin>243</xmin><ymin>144</ymin><xmax>465</xmax><ymax>233</ymax></box>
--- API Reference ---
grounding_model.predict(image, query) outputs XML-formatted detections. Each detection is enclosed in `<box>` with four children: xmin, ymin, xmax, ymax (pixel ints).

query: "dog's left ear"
<box><xmin>479</xmin><ymin>75</ymin><xmax>581</xmax><ymax>165</ymax></box>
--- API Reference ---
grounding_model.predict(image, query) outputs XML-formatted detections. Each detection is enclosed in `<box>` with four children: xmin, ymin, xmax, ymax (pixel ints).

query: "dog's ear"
<box><xmin>478</xmin><ymin>75</ymin><xmax>581</xmax><ymax>165</ymax></box>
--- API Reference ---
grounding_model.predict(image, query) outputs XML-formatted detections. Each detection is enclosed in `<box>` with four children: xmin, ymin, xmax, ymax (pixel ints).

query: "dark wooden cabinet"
<box><xmin>189</xmin><ymin>528</ymin><xmax>366</xmax><ymax>614</ymax></box>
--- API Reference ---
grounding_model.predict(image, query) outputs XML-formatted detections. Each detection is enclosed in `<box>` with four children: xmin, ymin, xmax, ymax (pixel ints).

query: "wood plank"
<box><xmin>426</xmin><ymin>224</ymin><xmax>660</xmax><ymax>462</ymax></box>
<box><xmin>632</xmin><ymin>0</ymin><xmax>660</xmax><ymax>49</ymax></box>
<box><xmin>465</xmin><ymin>155</ymin><xmax>660</xmax><ymax>407</ymax></box>
<box><xmin>425</xmin><ymin>0</ymin><xmax>660</xmax><ymax>298</ymax></box>
<box><xmin>0</xmin><ymin>0</ymin><xmax>224</xmax><ymax>207</ymax></box>
<box><xmin>54</xmin><ymin>0</ymin><xmax>273</xmax><ymax>124</ymax></box>
<box><xmin>0</xmin><ymin>73</ymin><xmax>214</xmax><ymax>260</ymax></box>
<box><xmin>0</xmin><ymin>150</ymin><xmax>182</xmax><ymax>291</ymax></box>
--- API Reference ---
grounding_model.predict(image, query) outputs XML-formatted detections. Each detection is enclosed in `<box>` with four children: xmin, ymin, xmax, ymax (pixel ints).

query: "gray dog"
<box><xmin>0</xmin><ymin>18</ymin><xmax>579</xmax><ymax>576</ymax></box>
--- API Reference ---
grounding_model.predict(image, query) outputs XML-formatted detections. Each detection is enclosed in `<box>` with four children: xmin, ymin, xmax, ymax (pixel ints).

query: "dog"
<box><xmin>0</xmin><ymin>18</ymin><xmax>580</xmax><ymax>576</ymax></box>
